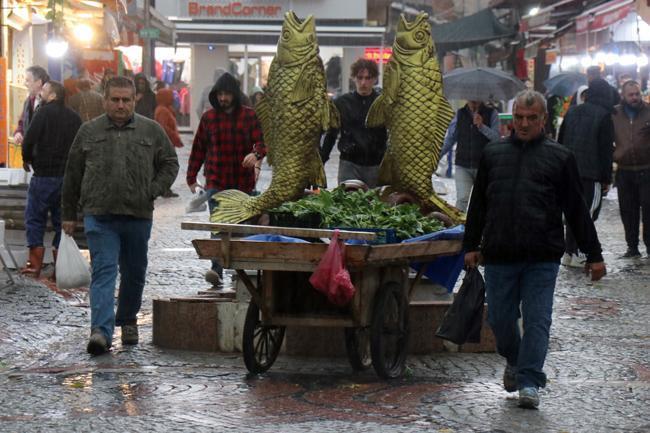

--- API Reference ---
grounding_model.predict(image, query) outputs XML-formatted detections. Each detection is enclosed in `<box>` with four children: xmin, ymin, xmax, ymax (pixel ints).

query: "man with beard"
<box><xmin>187</xmin><ymin>72</ymin><xmax>265</xmax><ymax>288</ymax></box>
<box><xmin>558</xmin><ymin>78</ymin><xmax>615</xmax><ymax>267</ymax></box>
<box><xmin>612</xmin><ymin>80</ymin><xmax>650</xmax><ymax>258</ymax></box>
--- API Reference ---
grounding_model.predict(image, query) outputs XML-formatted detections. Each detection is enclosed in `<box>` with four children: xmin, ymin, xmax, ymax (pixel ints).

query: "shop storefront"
<box><xmin>155</xmin><ymin>0</ymin><xmax>385</xmax><ymax>130</ymax></box>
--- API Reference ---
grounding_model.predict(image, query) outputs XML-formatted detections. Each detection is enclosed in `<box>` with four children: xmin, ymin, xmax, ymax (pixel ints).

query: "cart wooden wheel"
<box><xmin>344</xmin><ymin>327</ymin><xmax>372</xmax><ymax>371</ymax></box>
<box><xmin>370</xmin><ymin>281</ymin><xmax>409</xmax><ymax>378</ymax></box>
<box><xmin>243</xmin><ymin>301</ymin><xmax>285</xmax><ymax>374</ymax></box>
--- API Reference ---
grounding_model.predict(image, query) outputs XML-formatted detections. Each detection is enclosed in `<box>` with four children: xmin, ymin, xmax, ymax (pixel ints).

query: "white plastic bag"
<box><xmin>56</xmin><ymin>234</ymin><xmax>92</xmax><ymax>289</ymax></box>
<box><xmin>185</xmin><ymin>189</ymin><xmax>209</xmax><ymax>213</ymax></box>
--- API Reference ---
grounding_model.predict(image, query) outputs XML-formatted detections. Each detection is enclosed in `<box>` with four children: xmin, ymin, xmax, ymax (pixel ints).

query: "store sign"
<box><xmin>576</xmin><ymin>0</ymin><xmax>634</xmax><ymax>34</ymax></box>
<box><xmin>364</xmin><ymin>47</ymin><xmax>392</xmax><ymax>64</ymax></box>
<box><xmin>187</xmin><ymin>2</ymin><xmax>282</xmax><ymax>18</ymax></box>
<box><xmin>168</xmin><ymin>0</ymin><xmax>367</xmax><ymax>21</ymax></box>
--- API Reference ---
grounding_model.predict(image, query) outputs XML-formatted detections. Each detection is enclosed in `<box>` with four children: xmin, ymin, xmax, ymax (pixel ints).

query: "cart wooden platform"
<box><xmin>182</xmin><ymin>222</ymin><xmax>463</xmax><ymax>378</ymax></box>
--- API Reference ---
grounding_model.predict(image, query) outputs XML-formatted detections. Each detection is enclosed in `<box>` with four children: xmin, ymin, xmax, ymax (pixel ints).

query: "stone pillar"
<box><xmin>190</xmin><ymin>44</ymin><xmax>229</xmax><ymax>131</ymax></box>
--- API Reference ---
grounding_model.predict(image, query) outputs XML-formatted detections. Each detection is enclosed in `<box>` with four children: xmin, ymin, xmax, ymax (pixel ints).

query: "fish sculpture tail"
<box><xmin>428</xmin><ymin>193</ymin><xmax>466</xmax><ymax>225</ymax></box>
<box><xmin>210</xmin><ymin>190</ymin><xmax>257</xmax><ymax>224</ymax></box>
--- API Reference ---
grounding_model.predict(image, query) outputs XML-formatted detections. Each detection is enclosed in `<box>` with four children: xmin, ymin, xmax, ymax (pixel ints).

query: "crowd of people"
<box><xmin>10</xmin><ymin>58</ymin><xmax>649</xmax><ymax>410</ymax></box>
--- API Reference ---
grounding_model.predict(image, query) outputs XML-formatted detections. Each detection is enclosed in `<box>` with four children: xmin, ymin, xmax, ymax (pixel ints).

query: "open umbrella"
<box><xmin>543</xmin><ymin>72</ymin><xmax>587</xmax><ymax>97</ymax></box>
<box><xmin>443</xmin><ymin>67</ymin><xmax>526</xmax><ymax>101</ymax></box>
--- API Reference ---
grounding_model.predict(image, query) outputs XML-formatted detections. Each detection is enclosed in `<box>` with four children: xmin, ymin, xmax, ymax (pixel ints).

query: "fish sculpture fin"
<box><xmin>322</xmin><ymin>98</ymin><xmax>340</xmax><ymax>131</ymax></box>
<box><xmin>255</xmin><ymin>95</ymin><xmax>274</xmax><ymax>166</ymax></box>
<box><xmin>428</xmin><ymin>193</ymin><xmax>466</xmax><ymax>225</ymax></box>
<box><xmin>310</xmin><ymin>155</ymin><xmax>328</xmax><ymax>188</ymax></box>
<box><xmin>366</xmin><ymin>93</ymin><xmax>386</xmax><ymax>128</ymax></box>
<box><xmin>377</xmin><ymin>151</ymin><xmax>394</xmax><ymax>185</ymax></box>
<box><xmin>366</xmin><ymin>62</ymin><xmax>399</xmax><ymax>128</ymax></box>
<box><xmin>291</xmin><ymin>64</ymin><xmax>314</xmax><ymax>104</ymax></box>
<box><xmin>382</xmin><ymin>61</ymin><xmax>400</xmax><ymax>103</ymax></box>
<box><xmin>210</xmin><ymin>190</ymin><xmax>257</xmax><ymax>224</ymax></box>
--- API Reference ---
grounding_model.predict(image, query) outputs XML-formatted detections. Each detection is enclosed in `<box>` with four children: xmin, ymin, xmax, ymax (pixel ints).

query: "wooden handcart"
<box><xmin>182</xmin><ymin>222</ymin><xmax>462</xmax><ymax>379</ymax></box>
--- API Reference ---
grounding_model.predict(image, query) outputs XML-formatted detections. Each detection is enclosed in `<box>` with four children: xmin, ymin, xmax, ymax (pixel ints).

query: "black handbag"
<box><xmin>435</xmin><ymin>267</ymin><xmax>486</xmax><ymax>345</ymax></box>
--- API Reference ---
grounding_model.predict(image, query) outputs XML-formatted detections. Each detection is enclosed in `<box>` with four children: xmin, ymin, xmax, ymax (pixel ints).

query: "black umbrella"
<box><xmin>443</xmin><ymin>67</ymin><xmax>526</xmax><ymax>101</ymax></box>
<box><xmin>543</xmin><ymin>72</ymin><xmax>587</xmax><ymax>97</ymax></box>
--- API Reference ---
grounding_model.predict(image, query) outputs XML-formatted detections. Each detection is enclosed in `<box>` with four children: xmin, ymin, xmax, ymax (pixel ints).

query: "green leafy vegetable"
<box><xmin>270</xmin><ymin>188</ymin><xmax>444</xmax><ymax>240</ymax></box>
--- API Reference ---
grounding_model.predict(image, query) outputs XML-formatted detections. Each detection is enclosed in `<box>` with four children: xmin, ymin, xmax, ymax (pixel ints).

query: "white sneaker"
<box><xmin>561</xmin><ymin>253</ymin><xmax>572</xmax><ymax>266</ymax></box>
<box><xmin>568</xmin><ymin>252</ymin><xmax>586</xmax><ymax>268</ymax></box>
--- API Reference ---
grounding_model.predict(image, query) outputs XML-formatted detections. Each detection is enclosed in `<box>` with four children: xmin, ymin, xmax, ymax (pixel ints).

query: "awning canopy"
<box><xmin>430</xmin><ymin>8</ymin><xmax>516</xmax><ymax>52</ymax></box>
<box><xmin>174</xmin><ymin>23</ymin><xmax>386</xmax><ymax>47</ymax></box>
<box><xmin>575</xmin><ymin>0</ymin><xmax>634</xmax><ymax>34</ymax></box>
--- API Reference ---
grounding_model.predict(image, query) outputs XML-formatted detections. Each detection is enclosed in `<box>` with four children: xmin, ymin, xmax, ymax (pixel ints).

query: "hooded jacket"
<box><xmin>154</xmin><ymin>89</ymin><xmax>182</xmax><ymax>148</ymax></box>
<box><xmin>208</xmin><ymin>72</ymin><xmax>242</xmax><ymax>112</ymax></box>
<box><xmin>134</xmin><ymin>73</ymin><xmax>157</xmax><ymax>119</ymax></box>
<box><xmin>557</xmin><ymin>78</ymin><xmax>614</xmax><ymax>183</ymax></box>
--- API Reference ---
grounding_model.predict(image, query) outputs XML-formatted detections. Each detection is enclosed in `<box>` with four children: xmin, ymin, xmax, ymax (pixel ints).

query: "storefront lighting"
<box><xmin>619</xmin><ymin>54</ymin><xmax>637</xmax><ymax>66</ymax></box>
<box><xmin>594</xmin><ymin>51</ymin><xmax>607</xmax><ymax>64</ymax></box>
<box><xmin>529</xmin><ymin>7</ymin><xmax>540</xmax><ymax>16</ymax></box>
<box><xmin>638</xmin><ymin>54</ymin><xmax>649</xmax><ymax>67</ymax></box>
<box><xmin>73</xmin><ymin>23</ymin><xmax>94</xmax><ymax>42</ymax></box>
<box><xmin>46</xmin><ymin>37</ymin><xmax>69</xmax><ymax>58</ymax></box>
<box><xmin>580</xmin><ymin>56</ymin><xmax>593</xmax><ymax>68</ymax></box>
<box><xmin>560</xmin><ymin>56</ymin><xmax>578</xmax><ymax>69</ymax></box>
<box><xmin>604</xmin><ymin>53</ymin><xmax>619</xmax><ymax>66</ymax></box>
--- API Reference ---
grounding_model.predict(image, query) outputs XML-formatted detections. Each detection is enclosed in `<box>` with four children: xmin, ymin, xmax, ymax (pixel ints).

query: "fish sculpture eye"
<box><xmin>282</xmin><ymin>30</ymin><xmax>291</xmax><ymax>41</ymax></box>
<box><xmin>414</xmin><ymin>29</ymin><xmax>426</xmax><ymax>42</ymax></box>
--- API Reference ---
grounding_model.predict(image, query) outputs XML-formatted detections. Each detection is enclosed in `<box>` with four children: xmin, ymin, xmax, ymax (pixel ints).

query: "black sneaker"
<box><xmin>121</xmin><ymin>325</ymin><xmax>139</xmax><ymax>345</ymax></box>
<box><xmin>621</xmin><ymin>248</ymin><xmax>641</xmax><ymax>258</ymax></box>
<box><xmin>503</xmin><ymin>364</ymin><xmax>517</xmax><ymax>392</ymax></box>
<box><xmin>87</xmin><ymin>329</ymin><xmax>110</xmax><ymax>355</ymax></box>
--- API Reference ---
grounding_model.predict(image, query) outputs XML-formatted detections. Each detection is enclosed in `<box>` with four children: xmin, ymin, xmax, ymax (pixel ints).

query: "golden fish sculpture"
<box><xmin>211</xmin><ymin>11</ymin><xmax>338</xmax><ymax>224</ymax></box>
<box><xmin>367</xmin><ymin>12</ymin><xmax>464</xmax><ymax>224</ymax></box>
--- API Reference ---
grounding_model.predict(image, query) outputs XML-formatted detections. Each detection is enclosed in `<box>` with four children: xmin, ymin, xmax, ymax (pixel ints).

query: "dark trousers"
<box><xmin>565</xmin><ymin>179</ymin><xmax>601</xmax><ymax>254</ymax></box>
<box><xmin>25</xmin><ymin>176</ymin><xmax>63</xmax><ymax>248</ymax></box>
<box><xmin>617</xmin><ymin>168</ymin><xmax>650</xmax><ymax>252</ymax></box>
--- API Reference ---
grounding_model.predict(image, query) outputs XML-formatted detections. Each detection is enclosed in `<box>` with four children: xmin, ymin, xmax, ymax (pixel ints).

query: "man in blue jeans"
<box><xmin>62</xmin><ymin>77</ymin><xmax>179</xmax><ymax>355</ymax></box>
<box><xmin>463</xmin><ymin>90</ymin><xmax>606</xmax><ymax>409</ymax></box>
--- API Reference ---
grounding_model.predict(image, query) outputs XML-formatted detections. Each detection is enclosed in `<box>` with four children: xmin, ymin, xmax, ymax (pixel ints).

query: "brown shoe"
<box><xmin>20</xmin><ymin>246</ymin><xmax>45</xmax><ymax>278</ymax></box>
<box><xmin>87</xmin><ymin>329</ymin><xmax>110</xmax><ymax>355</ymax></box>
<box><xmin>121</xmin><ymin>325</ymin><xmax>139</xmax><ymax>345</ymax></box>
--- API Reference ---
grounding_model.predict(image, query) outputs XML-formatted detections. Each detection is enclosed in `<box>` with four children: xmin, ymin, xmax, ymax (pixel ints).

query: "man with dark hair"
<box><xmin>440</xmin><ymin>100</ymin><xmax>500</xmax><ymax>211</ymax></box>
<box><xmin>464</xmin><ymin>90</ymin><xmax>606</xmax><ymax>409</ymax></box>
<box><xmin>320</xmin><ymin>58</ymin><xmax>387</xmax><ymax>187</ymax></box>
<box><xmin>68</xmin><ymin>79</ymin><xmax>104</xmax><ymax>122</ymax></box>
<box><xmin>612</xmin><ymin>80</ymin><xmax>650</xmax><ymax>258</ymax></box>
<box><xmin>558</xmin><ymin>78</ymin><xmax>615</xmax><ymax>267</ymax></box>
<box><xmin>187</xmin><ymin>72</ymin><xmax>265</xmax><ymax>287</ymax></box>
<box><xmin>14</xmin><ymin>65</ymin><xmax>49</xmax><ymax>145</ymax></box>
<box><xmin>21</xmin><ymin>80</ymin><xmax>82</xmax><ymax>278</ymax></box>
<box><xmin>62</xmin><ymin>76</ymin><xmax>179</xmax><ymax>355</ymax></box>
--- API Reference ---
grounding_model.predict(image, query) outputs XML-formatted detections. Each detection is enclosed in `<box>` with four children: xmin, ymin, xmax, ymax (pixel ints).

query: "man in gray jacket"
<box><xmin>62</xmin><ymin>76</ymin><xmax>179</xmax><ymax>355</ymax></box>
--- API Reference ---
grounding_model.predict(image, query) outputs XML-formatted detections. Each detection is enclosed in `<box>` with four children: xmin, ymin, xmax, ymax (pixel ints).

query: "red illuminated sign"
<box><xmin>364</xmin><ymin>47</ymin><xmax>392</xmax><ymax>64</ymax></box>
<box><xmin>188</xmin><ymin>2</ymin><xmax>282</xmax><ymax>18</ymax></box>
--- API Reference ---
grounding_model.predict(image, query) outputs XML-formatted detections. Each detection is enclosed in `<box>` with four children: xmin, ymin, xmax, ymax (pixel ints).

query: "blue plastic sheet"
<box><xmin>243</xmin><ymin>234</ymin><xmax>309</xmax><ymax>243</ymax></box>
<box><xmin>403</xmin><ymin>225</ymin><xmax>465</xmax><ymax>293</ymax></box>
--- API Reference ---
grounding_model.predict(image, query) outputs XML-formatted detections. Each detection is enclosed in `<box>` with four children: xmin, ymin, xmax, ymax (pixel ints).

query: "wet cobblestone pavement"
<box><xmin>1</xmin><ymin>141</ymin><xmax>649</xmax><ymax>432</ymax></box>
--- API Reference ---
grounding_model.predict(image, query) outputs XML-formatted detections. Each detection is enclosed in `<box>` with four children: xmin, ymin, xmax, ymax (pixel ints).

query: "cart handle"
<box><xmin>181</xmin><ymin>222</ymin><xmax>377</xmax><ymax>241</ymax></box>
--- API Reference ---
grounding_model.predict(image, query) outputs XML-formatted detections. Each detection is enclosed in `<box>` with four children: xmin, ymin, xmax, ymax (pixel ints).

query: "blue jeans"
<box><xmin>484</xmin><ymin>262</ymin><xmax>559</xmax><ymax>389</ymax></box>
<box><xmin>84</xmin><ymin>215</ymin><xmax>152</xmax><ymax>345</ymax></box>
<box><xmin>206</xmin><ymin>188</ymin><xmax>224</xmax><ymax>276</ymax></box>
<box><xmin>454</xmin><ymin>166</ymin><xmax>477</xmax><ymax>213</ymax></box>
<box><xmin>25</xmin><ymin>176</ymin><xmax>63</xmax><ymax>248</ymax></box>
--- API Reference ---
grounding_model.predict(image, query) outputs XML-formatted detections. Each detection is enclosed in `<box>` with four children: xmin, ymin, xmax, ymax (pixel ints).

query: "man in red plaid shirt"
<box><xmin>187</xmin><ymin>72</ymin><xmax>266</xmax><ymax>287</ymax></box>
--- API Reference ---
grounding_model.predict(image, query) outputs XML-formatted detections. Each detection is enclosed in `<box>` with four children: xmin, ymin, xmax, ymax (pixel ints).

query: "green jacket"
<box><xmin>62</xmin><ymin>114</ymin><xmax>179</xmax><ymax>221</ymax></box>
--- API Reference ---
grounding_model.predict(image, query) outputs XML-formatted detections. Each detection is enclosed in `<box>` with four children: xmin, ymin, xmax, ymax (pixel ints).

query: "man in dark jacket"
<box><xmin>464</xmin><ymin>90</ymin><xmax>606</xmax><ymax>409</ymax></box>
<box><xmin>134</xmin><ymin>73</ymin><xmax>157</xmax><ymax>119</ymax></box>
<box><xmin>320</xmin><ymin>58</ymin><xmax>387</xmax><ymax>187</ymax></box>
<box><xmin>13</xmin><ymin>65</ymin><xmax>49</xmax><ymax>146</ymax></box>
<box><xmin>558</xmin><ymin>78</ymin><xmax>615</xmax><ymax>267</ymax></box>
<box><xmin>612</xmin><ymin>80</ymin><xmax>650</xmax><ymax>258</ymax></box>
<box><xmin>21</xmin><ymin>80</ymin><xmax>82</xmax><ymax>278</ymax></box>
<box><xmin>187</xmin><ymin>72</ymin><xmax>265</xmax><ymax>287</ymax></box>
<box><xmin>62</xmin><ymin>76</ymin><xmax>179</xmax><ymax>355</ymax></box>
<box><xmin>440</xmin><ymin>100</ymin><xmax>500</xmax><ymax>211</ymax></box>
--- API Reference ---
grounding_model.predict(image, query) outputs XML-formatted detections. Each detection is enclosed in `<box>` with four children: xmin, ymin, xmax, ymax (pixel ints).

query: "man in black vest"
<box><xmin>441</xmin><ymin>100</ymin><xmax>500</xmax><ymax>211</ymax></box>
<box><xmin>558</xmin><ymin>78</ymin><xmax>615</xmax><ymax>267</ymax></box>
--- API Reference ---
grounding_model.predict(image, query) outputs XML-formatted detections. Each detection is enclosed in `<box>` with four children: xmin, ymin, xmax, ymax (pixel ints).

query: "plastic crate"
<box><xmin>268</xmin><ymin>211</ymin><xmax>322</xmax><ymax>229</ymax></box>
<box><xmin>331</xmin><ymin>227</ymin><xmax>398</xmax><ymax>245</ymax></box>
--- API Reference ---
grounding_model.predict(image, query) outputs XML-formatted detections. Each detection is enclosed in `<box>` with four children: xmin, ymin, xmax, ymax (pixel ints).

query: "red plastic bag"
<box><xmin>309</xmin><ymin>230</ymin><xmax>356</xmax><ymax>306</ymax></box>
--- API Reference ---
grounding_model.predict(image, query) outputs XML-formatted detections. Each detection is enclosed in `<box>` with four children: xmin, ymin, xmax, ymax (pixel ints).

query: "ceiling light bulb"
<box><xmin>73</xmin><ymin>23</ymin><xmax>94</xmax><ymax>42</ymax></box>
<box><xmin>46</xmin><ymin>38</ymin><xmax>68</xmax><ymax>58</ymax></box>
<box><xmin>529</xmin><ymin>7</ymin><xmax>540</xmax><ymax>16</ymax></box>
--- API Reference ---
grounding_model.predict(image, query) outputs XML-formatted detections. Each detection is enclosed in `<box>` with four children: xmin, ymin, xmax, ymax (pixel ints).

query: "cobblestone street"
<box><xmin>1</xmin><ymin>140</ymin><xmax>649</xmax><ymax>433</ymax></box>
